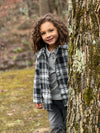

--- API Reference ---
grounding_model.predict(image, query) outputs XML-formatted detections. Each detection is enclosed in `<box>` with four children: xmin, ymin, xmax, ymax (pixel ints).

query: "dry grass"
<box><xmin>0</xmin><ymin>67</ymin><xmax>50</xmax><ymax>133</ymax></box>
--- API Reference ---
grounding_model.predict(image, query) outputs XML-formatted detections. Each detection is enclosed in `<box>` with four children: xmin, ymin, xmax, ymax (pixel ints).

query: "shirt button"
<box><xmin>57</xmin><ymin>72</ymin><xmax>60</xmax><ymax>76</ymax></box>
<box><xmin>52</xmin><ymin>57</ymin><xmax>55</xmax><ymax>59</ymax></box>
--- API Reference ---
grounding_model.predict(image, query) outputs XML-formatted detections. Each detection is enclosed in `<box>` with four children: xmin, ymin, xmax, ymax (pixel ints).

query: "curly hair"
<box><xmin>32</xmin><ymin>13</ymin><xmax>69</xmax><ymax>54</ymax></box>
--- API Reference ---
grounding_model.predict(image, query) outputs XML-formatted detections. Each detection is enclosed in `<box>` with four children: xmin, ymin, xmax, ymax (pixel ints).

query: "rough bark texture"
<box><xmin>67</xmin><ymin>0</ymin><xmax>100</xmax><ymax>133</ymax></box>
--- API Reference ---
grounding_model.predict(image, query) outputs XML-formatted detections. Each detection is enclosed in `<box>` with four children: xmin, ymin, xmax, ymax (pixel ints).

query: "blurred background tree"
<box><xmin>39</xmin><ymin>0</ymin><xmax>68</xmax><ymax>17</ymax></box>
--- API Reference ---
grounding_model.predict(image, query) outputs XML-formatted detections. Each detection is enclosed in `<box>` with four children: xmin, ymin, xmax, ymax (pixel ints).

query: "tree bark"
<box><xmin>67</xmin><ymin>0</ymin><xmax>100</xmax><ymax>133</ymax></box>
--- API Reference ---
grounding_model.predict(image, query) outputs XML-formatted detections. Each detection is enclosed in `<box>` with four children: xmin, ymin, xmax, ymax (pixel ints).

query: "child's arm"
<box><xmin>33</xmin><ymin>57</ymin><xmax>43</xmax><ymax>106</ymax></box>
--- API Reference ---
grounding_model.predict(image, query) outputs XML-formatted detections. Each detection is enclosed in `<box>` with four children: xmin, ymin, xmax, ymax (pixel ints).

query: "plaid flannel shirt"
<box><xmin>33</xmin><ymin>43</ymin><xmax>69</xmax><ymax>110</ymax></box>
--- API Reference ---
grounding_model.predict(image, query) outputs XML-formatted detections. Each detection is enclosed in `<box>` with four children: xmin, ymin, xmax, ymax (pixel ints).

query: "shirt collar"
<box><xmin>46</xmin><ymin>46</ymin><xmax>51</xmax><ymax>57</ymax></box>
<box><xmin>46</xmin><ymin>45</ymin><xmax>58</xmax><ymax>57</ymax></box>
<box><xmin>37</xmin><ymin>43</ymin><xmax>68</xmax><ymax>58</ymax></box>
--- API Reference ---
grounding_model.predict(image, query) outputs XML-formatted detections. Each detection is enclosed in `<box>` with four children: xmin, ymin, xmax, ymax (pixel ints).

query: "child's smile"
<box><xmin>40</xmin><ymin>21</ymin><xmax>59</xmax><ymax>49</ymax></box>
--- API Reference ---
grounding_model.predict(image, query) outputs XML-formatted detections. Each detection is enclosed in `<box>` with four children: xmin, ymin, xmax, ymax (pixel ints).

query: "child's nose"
<box><xmin>46</xmin><ymin>32</ymin><xmax>50</xmax><ymax>37</ymax></box>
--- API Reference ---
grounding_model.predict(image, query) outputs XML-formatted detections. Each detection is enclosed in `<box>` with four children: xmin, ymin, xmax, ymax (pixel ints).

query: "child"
<box><xmin>32</xmin><ymin>13</ymin><xmax>69</xmax><ymax>133</ymax></box>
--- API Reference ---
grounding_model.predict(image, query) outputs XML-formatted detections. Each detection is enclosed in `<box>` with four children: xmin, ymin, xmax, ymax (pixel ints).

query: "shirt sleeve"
<box><xmin>33</xmin><ymin>57</ymin><xmax>43</xmax><ymax>103</ymax></box>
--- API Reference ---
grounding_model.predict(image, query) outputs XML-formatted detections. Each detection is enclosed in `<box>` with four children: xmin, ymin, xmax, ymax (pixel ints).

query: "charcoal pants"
<box><xmin>47</xmin><ymin>100</ymin><xmax>67</xmax><ymax>133</ymax></box>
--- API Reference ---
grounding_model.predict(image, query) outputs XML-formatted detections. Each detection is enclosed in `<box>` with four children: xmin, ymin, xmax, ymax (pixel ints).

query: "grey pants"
<box><xmin>47</xmin><ymin>100</ymin><xmax>67</xmax><ymax>133</ymax></box>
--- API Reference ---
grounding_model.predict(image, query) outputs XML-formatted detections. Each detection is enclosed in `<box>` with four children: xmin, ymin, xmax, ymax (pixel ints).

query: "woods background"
<box><xmin>0</xmin><ymin>0</ymin><xmax>100</xmax><ymax>133</ymax></box>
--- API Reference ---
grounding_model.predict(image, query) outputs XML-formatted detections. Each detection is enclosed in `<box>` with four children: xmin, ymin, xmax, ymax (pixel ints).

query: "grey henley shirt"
<box><xmin>46</xmin><ymin>46</ymin><xmax>62</xmax><ymax>100</ymax></box>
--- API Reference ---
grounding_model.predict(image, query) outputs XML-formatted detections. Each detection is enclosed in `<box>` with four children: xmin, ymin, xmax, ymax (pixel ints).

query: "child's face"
<box><xmin>40</xmin><ymin>21</ymin><xmax>59</xmax><ymax>47</ymax></box>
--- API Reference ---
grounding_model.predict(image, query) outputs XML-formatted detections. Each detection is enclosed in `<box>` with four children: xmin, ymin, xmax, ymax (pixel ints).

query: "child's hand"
<box><xmin>36</xmin><ymin>103</ymin><xmax>43</xmax><ymax>109</ymax></box>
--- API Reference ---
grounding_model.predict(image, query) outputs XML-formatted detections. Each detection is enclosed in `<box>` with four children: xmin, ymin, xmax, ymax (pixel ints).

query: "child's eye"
<box><xmin>49</xmin><ymin>29</ymin><xmax>54</xmax><ymax>32</ymax></box>
<box><xmin>41</xmin><ymin>32</ymin><xmax>45</xmax><ymax>35</ymax></box>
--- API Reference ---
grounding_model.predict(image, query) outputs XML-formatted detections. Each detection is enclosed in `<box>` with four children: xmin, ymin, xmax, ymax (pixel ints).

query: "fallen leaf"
<box><xmin>15</xmin><ymin>95</ymin><xmax>19</xmax><ymax>97</ymax></box>
<box><xmin>4</xmin><ymin>89</ymin><xmax>8</xmax><ymax>92</ymax></box>
<box><xmin>0</xmin><ymin>90</ymin><xmax>3</xmax><ymax>93</ymax></box>
<box><xmin>7</xmin><ymin>113</ymin><xmax>13</xmax><ymax>116</ymax></box>
<box><xmin>12</xmin><ymin>109</ymin><xmax>16</xmax><ymax>112</ymax></box>
<box><xmin>17</xmin><ymin>88</ymin><xmax>24</xmax><ymax>91</ymax></box>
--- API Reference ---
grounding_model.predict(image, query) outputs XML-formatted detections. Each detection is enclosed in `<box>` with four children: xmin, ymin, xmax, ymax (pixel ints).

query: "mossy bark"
<box><xmin>67</xmin><ymin>0</ymin><xmax>100</xmax><ymax>133</ymax></box>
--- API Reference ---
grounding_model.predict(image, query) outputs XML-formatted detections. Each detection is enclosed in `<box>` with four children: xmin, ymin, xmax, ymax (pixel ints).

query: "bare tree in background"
<box><xmin>24</xmin><ymin>0</ymin><xmax>39</xmax><ymax>17</ymax></box>
<box><xmin>39</xmin><ymin>0</ymin><xmax>68</xmax><ymax>17</ymax></box>
<box><xmin>39</xmin><ymin>0</ymin><xmax>50</xmax><ymax>16</ymax></box>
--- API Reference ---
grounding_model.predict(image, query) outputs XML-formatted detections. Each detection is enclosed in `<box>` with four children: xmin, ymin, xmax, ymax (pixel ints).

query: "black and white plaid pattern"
<box><xmin>33</xmin><ymin>43</ymin><xmax>69</xmax><ymax>110</ymax></box>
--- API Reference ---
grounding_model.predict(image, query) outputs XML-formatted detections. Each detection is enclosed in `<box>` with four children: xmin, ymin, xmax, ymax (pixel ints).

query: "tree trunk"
<box><xmin>25</xmin><ymin>0</ymin><xmax>39</xmax><ymax>17</ymax></box>
<box><xmin>39</xmin><ymin>0</ymin><xmax>50</xmax><ymax>16</ymax></box>
<box><xmin>67</xmin><ymin>0</ymin><xmax>100</xmax><ymax>133</ymax></box>
<box><xmin>48</xmin><ymin>0</ymin><xmax>68</xmax><ymax>17</ymax></box>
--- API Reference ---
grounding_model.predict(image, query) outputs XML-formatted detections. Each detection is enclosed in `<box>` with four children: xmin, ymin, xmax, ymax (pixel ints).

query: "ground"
<box><xmin>0</xmin><ymin>68</ymin><xmax>50</xmax><ymax>133</ymax></box>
